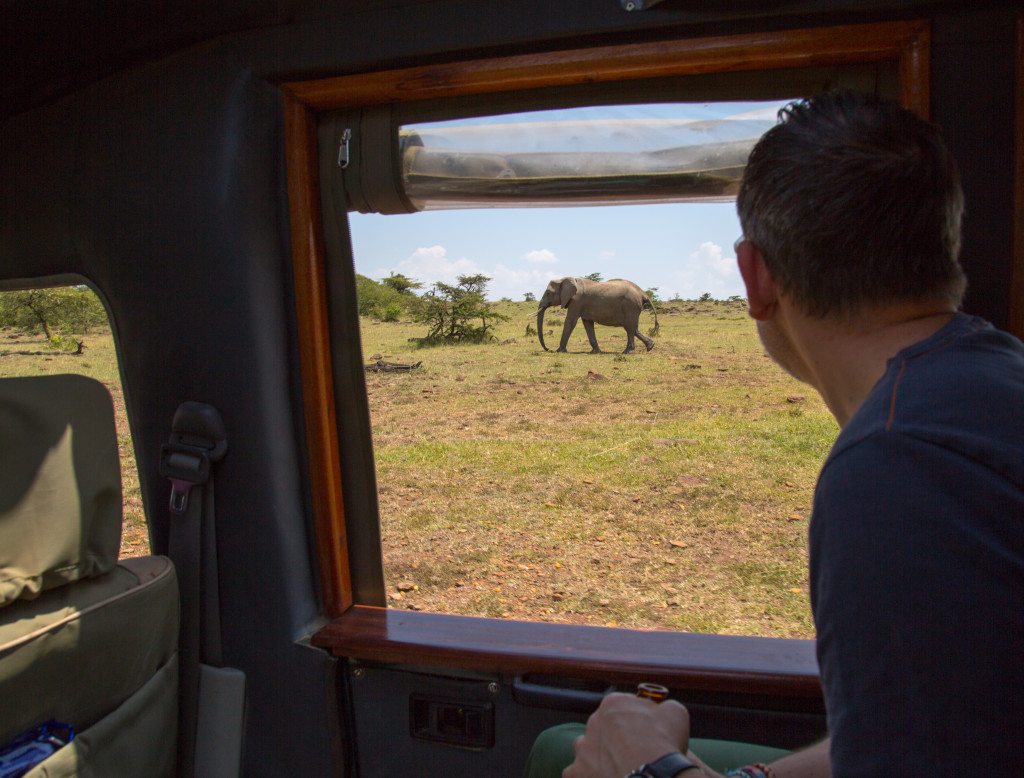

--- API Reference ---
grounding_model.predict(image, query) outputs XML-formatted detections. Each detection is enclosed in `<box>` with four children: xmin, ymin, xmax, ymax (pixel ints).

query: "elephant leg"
<box><xmin>582</xmin><ymin>319</ymin><xmax>601</xmax><ymax>353</ymax></box>
<box><xmin>622</xmin><ymin>327</ymin><xmax>637</xmax><ymax>354</ymax></box>
<box><xmin>636</xmin><ymin>330</ymin><xmax>655</xmax><ymax>351</ymax></box>
<box><xmin>558</xmin><ymin>310</ymin><xmax>581</xmax><ymax>352</ymax></box>
<box><xmin>621</xmin><ymin>307</ymin><xmax>643</xmax><ymax>353</ymax></box>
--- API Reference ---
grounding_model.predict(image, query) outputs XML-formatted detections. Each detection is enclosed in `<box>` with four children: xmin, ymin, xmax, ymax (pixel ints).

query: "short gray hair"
<box><xmin>737</xmin><ymin>91</ymin><xmax>966</xmax><ymax>318</ymax></box>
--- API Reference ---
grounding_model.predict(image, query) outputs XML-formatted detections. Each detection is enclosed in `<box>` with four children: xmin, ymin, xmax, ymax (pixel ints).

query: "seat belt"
<box><xmin>161</xmin><ymin>402</ymin><xmax>245</xmax><ymax>778</ymax></box>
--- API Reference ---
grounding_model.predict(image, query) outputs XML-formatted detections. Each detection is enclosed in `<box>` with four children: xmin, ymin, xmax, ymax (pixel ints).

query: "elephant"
<box><xmin>536</xmin><ymin>277</ymin><xmax>659</xmax><ymax>354</ymax></box>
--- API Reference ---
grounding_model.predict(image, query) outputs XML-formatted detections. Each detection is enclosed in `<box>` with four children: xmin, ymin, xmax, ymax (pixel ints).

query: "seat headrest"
<box><xmin>0</xmin><ymin>374</ymin><xmax>123</xmax><ymax>607</ymax></box>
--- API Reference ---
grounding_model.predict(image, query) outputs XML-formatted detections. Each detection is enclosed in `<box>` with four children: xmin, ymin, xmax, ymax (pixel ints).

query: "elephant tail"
<box><xmin>643</xmin><ymin>296</ymin><xmax>660</xmax><ymax>337</ymax></box>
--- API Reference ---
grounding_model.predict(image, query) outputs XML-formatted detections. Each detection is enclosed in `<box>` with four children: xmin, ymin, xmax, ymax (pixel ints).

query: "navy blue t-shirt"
<box><xmin>810</xmin><ymin>313</ymin><xmax>1024</xmax><ymax>775</ymax></box>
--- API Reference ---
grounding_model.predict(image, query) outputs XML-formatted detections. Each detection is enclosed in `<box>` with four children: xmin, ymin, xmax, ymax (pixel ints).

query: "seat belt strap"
<box><xmin>160</xmin><ymin>402</ymin><xmax>227</xmax><ymax>778</ymax></box>
<box><xmin>166</xmin><ymin>474</ymin><xmax>202</xmax><ymax>778</ymax></box>
<box><xmin>199</xmin><ymin>477</ymin><xmax>223</xmax><ymax>666</ymax></box>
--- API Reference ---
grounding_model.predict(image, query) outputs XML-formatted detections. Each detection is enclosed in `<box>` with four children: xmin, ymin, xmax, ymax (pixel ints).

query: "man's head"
<box><xmin>736</xmin><ymin>90</ymin><xmax>966</xmax><ymax>319</ymax></box>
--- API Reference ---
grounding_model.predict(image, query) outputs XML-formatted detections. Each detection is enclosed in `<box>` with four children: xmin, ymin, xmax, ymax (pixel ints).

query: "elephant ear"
<box><xmin>559</xmin><ymin>278</ymin><xmax>578</xmax><ymax>308</ymax></box>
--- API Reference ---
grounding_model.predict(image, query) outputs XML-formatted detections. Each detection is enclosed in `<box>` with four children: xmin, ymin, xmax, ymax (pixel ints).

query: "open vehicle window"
<box><xmin>0</xmin><ymin>285</ymin><xmax>147</xmax><ymax>558</ymax></box>
<box><xmin>346</xmin><ymin>100</ymin><xmax>837</xmax><ymax>639</ymax></box>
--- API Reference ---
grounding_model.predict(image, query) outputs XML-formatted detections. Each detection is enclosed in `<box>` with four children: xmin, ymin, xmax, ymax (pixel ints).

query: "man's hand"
<box><xmin>563</xmin><ymin>692</ymin><xmax>691</xmax><ymax>778</ymax></box>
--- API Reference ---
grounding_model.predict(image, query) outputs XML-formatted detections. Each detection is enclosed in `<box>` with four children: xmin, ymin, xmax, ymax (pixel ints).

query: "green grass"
<box><xmin>366</xmin><ymin>298</ymin><xmax>837</xmax><ymax>637</ymax></box>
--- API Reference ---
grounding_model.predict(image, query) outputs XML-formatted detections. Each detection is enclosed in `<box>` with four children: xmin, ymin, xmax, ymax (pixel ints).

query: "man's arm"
<box><xmin>565</xmin><ymin>693</ymin><xmax>831</xmax><ymax>778</ymax></box>
<box><xmin>752</xmin><ymin>739</ymin><xmax>830</xmax><ymax>778</ymax></box>
<box><xmin>685</xmin><ymin>739</ymin><xmax>830</xmax><ymax>778</ymax></box>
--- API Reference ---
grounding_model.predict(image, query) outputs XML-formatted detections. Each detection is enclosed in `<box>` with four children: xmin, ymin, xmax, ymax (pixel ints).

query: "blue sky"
<box><xmin>348</xmin><ymin>100</ymin><xmax>789</xmax><ymax>301</ymax></box>
<box><xmin>350</xmin><ymin>202</ymin><xmax>745</xmax><ymax>301</ymax></box>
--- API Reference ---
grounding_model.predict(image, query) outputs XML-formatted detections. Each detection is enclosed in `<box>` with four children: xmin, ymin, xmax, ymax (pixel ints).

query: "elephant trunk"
<box><xmin>536</xmin><ymin>305</ymin><xmax>550</xmax><ymax>351</ymax></box>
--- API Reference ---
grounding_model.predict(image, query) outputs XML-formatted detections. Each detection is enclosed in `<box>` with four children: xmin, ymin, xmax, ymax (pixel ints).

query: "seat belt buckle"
<box><xmin>159</xmin><ymin>446</ymin><xmax>211</xmax><ymax>514</ymax></box>
<box><xmin>160</xmin><ymin>401</ymin><xmax>228</xmax><ymax>516</ymax></box>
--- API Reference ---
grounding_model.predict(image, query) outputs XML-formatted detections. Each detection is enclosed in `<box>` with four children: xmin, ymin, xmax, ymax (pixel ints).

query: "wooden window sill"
<box><xmin>313</xmin><ymin>605</ymin><xmax>821</xmax><ymax>699</ymax></box>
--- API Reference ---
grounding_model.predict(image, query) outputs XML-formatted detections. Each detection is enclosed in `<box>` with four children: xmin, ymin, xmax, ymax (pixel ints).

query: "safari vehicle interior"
<box><xmin>1</xmin><ymin>2</ymin><xmax>1021</xmax><ymax>776</ymax></box>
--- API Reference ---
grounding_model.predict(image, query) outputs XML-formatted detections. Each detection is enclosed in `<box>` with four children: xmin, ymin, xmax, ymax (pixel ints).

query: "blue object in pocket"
<box><xmin>0</xmin><ymin>721</ymin><xmax>74</xmax><ymax>778</ymax></box>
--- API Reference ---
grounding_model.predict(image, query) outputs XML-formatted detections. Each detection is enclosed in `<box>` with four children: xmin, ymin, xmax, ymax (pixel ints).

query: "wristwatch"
<box><xmin>624</xmin><ymin>751</ymin><xmax>700</xmax><ymax>777</ymax></box>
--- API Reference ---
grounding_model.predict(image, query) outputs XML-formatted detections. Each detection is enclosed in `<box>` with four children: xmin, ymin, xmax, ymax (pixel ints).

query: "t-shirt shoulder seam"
<box><xmin>884</xmin><ymin>337</ymin><xmax>961</xmax><ymax>432</ymax></box>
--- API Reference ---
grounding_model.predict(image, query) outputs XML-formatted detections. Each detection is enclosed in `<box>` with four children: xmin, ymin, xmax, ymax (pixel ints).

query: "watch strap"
<box><xmin>625</xmin><ymin>751</ymin><xmax>698</xmax><ymax>778</ymax></box>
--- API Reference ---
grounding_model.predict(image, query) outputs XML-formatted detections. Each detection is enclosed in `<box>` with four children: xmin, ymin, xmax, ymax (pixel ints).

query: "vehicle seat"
<box><xmin>0</xmin><ymin>374</ymin><xmax>179</xmax><ymax>776</ymax></box>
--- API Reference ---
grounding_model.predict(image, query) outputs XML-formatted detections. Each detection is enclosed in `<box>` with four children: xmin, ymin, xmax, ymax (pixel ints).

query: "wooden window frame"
<box><xmin>284</xmin><ymin>20</ymin><xmax>929</xmax><ymax>691</ymax></box>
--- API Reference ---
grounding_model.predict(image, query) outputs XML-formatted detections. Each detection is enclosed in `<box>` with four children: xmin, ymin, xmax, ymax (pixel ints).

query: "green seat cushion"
<box><xmin>0</xmin><ymin>556</ymin><xmax>179</xmax><ymax>745</ymax></box>
<box><xmin>0</xmin><ymin>375</ymin><xmax>122</xmax><ymax>606</ymax></box>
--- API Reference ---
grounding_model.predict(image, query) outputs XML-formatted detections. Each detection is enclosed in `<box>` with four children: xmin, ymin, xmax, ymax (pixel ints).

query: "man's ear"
<box><xmin>736</xmin><ymin>241</ymin><xmax>778</xmax><ymax>321</ymax></box>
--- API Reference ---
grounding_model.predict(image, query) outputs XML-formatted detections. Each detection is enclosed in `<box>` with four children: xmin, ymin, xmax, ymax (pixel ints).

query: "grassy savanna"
<box><xmin>364</xmin><ymin>298</ymin><xmax>837</xmax><ymax>638</ymax></box>
<box><xmin>0</xmin><ymin>322</ymin><xmax>150</xmax><ymax>559</ymax></box>
<box><xmin>1</xmin><ymin>291</ymin><xmax>836</xmax><ymax>638</ymax></box>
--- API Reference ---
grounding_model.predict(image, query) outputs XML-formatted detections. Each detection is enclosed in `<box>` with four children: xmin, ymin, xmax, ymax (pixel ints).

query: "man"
<box><xmin>558</xmin><ymin>91</ymin><xmax>1024</xmax><ymax>776</ymax></box>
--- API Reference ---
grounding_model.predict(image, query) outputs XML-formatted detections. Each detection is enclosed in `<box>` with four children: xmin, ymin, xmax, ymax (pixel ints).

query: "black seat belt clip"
<box><xmin>159</xmin><ymin>402</ymin><xmax>227</xmax><ymax>515</ymax></box>
<box><xmin>161</xmin><ymin>450</ymin><xmax>210</xmax><ymax>514</ymax></box>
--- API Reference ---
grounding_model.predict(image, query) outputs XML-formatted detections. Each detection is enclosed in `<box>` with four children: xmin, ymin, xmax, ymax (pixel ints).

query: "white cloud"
<box><xmin>380</xmin><ymin>245</ymin><xmax>478</xmax><ymax>288</ymax></box>
<box><xmin>523</xmin><ymin>248</ymin><xmax>558</xmax><ymax>264</ymax></box>
<box><xmin>488</xmin><ymin>264</ymin><xmax>559</xmax><ymax>300</ymax></box>
<box><xmin>377</xmin><ymin>244</ymin><xmax>557</xmax><ymax>301</ymax></box>
<box><xmin>669</xmin><ymin>240</ymin><xmax>743</xmax><ymax>299</ymax></box>
<box><xmin>689</xmin><ymin>241</ymin><xmax>736</xmax><ymax>278</ymax></box>
<box><xmin>598</xmin><ymin>250</ymin><xmax>616</xmax><ymax>261</ymax></box>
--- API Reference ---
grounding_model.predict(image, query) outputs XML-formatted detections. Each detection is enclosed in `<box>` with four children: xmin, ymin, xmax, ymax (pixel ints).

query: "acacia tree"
<box><xmin>0</xmin><ymin>287</ymin><xmax>107</xmax><ymax>347</ymax></box>
<box><xmin>414</xmin><ymin>274</ymin><xmax>508</xmax><ymax>345</ymax></box>
<box><xmin>381</xmin><ymin>272</ymin><xmax>423</xmax><ymax>295</ymax></box>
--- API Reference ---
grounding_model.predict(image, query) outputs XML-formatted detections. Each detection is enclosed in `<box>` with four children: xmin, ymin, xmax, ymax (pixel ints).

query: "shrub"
<box><xmin>412</xmin><ymin>274</ymin><xmax>509</xmax><ymax>346</ymax></box>
<box><xmin>47</xmin><ymin>333</ymin><xmax>85</xmax><ymax>353</ymax></box>
<box><xmin>355</xmin><ymin>274</ymin><xmax>408</xmax><ymax>320</ymax></box>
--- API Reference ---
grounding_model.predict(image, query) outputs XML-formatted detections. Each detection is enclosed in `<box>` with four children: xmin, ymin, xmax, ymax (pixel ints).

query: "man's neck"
<box><xmin>783</xmin><ymin>301</ymin><xmax>957</xmax><ymax>427</ymax></box>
